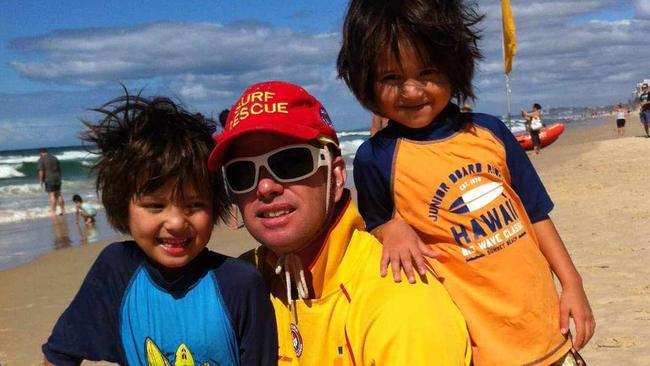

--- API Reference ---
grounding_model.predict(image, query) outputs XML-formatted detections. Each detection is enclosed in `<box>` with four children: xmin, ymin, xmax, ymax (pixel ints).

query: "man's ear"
<box><xmin>331</xmin><ymin>156</ymin><xmax>347</xmax><ymax>203</ymax></box>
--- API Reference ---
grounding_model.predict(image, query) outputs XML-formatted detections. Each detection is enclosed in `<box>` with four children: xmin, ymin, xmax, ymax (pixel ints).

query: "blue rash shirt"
<box><xmin>43</xmin><ymin>241</ymin><xmax>277</xmax><ymax>366</ymax></box>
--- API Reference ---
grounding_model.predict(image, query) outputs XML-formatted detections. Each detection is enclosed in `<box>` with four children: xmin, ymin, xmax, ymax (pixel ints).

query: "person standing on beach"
<box><xmin>522</xmin><ymin>103</ymin><xmax>543</xmax><ymax>154</ymax></box>
<box><xmin>38</xmin><ymin>148</ymin><xmax>65</xmax><ymax>216</ymax></box>
<box><xmin>209</xmin><ymin>80</ymin><xmax>472</xmax><ymax>365</ymax></box>
<box><xmin>337</xmin><ymin>0</ymin><xmax>594</xmax><ymax>364</ymax></box>
<box><xmin>42</xmin><ymin>93</ymin><xmax>277</xmax><ymax>365</ymax></box>
<box><xmin>639</xmin><ymin>83</ymin><xmax>650</xmax><ymax>137</ymax></box>
<box><xmin>219</xmin><ymin>108</ymin><xmax>230</xmax><ymax>130</ymax></box>
<box><xmin>613</xmin><ymin>103</ymin><xmax>628</xmax><ymax>136</ymax></box>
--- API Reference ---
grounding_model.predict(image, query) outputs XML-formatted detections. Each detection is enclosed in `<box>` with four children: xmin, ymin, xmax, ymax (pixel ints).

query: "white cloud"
<box><xmin>474</xmin><ymin>0</ymin><xmax>648</xmax><ymax>111</ymax></box>
<box><xmin>10</xmin><ymin>21</ymin><xmax>339</xmax><ymax>88</ymax></box>
<box><xmin>636</xmin><ymin>0</ymin><xmax>650</xmax><ymax>17</ymax></box>
<box><xmin>3</xmin><ymin>0</ymin><xmax>650</xmax><ymax>146</ymax></box>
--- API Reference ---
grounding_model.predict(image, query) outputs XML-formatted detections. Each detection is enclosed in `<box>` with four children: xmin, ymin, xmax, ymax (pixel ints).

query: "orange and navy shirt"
<box><xmin>354</xmin><ymin>103</ymin><xmax>572</xmax><ymax>366</ymax></box>
<box><xmin>243</xmin><ymin>191</ymin><xmax>471</xmax><ymax>366</ymax></box>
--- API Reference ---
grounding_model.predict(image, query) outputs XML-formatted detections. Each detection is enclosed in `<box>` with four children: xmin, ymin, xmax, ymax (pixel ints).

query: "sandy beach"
<box><xmin>1</xmin><ymin>116</ymin><xmax>649</xmax><ymax>365</ymax></box>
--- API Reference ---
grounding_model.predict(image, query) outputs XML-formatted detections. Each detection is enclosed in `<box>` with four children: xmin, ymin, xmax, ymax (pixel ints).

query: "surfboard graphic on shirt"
<box><xmin>449</xmin><ymin>181</ymin><xmax>504</xmax><ymax>214</ymax></box>
<box><xmin>145</xmin><ymin>338</ymin><xmax>211</xmax><ymax>366</ymax></box>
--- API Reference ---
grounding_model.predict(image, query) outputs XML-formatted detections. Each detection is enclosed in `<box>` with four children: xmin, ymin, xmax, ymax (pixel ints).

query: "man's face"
<box><xmin>227</xmin><ymin>133</ymin><xmax>337</xmax><ymax>255</ymax></box>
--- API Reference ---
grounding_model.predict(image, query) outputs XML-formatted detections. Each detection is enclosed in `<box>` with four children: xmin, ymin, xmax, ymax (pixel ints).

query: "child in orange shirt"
<box><xmin>337</xmin><ymin>0</ymin><xmax>594</xmax><ymax>365</ymax></box>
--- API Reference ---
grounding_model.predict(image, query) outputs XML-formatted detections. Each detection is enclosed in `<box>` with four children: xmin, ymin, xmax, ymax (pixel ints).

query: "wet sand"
<box><xmin>1</xmin><ymin>115</ymin><xmax>648</xmax><ymax>365</ymax></box>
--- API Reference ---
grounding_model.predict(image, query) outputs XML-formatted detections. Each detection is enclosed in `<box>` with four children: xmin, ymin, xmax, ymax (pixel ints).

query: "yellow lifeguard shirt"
<box><xmin>353</xmin><ymin>104</ymin><xmax>572</xmax><ymax>365</ymax></box>
<box><xmin>243</xmin><ymin>192</ymin><xmax>471</xmax><ymax>366</ymax></box>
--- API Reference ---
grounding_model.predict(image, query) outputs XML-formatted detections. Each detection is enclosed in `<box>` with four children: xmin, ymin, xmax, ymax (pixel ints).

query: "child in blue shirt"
<box><xmin>71</xmin><ymin>194</ymin><xmax>97</xmax><ymax>225</ymax></box>
<box><xmin>43</xmin><ymin>92</ymin><xmax>277</xmax><ymax>365</ymax></box>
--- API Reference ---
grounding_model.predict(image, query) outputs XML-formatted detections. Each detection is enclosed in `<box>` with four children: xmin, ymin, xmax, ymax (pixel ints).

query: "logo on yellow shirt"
<box><xmin>290</xmin><ymin>323</ymin><xmax>303</xmax><ymax>357</ymax></box>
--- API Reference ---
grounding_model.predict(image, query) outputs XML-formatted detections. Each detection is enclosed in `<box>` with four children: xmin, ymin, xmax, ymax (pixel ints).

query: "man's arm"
<box><xmin>43</xmin><ymin>244</ymin><xmax>127</xmax><ymax>364</ymax></box>
<box><xmin>38</xmin><ymin>169</ymin><xmax>45</xmax><ymax>187</ymax></box>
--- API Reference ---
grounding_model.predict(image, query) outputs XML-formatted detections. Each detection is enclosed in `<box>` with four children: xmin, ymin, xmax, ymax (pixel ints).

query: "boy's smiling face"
<box><xmin>374</xmin><ymin>40</ymin><xmax>452</xmax><ymax>129</ymax></box>
<box><xmin>128</xmin><ymin>180</ymin><xmax>213</xmax><ymax>275</ymax></box>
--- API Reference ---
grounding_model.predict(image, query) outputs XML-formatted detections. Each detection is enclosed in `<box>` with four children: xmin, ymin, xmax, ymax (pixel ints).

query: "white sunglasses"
<box><xmin>223</xmin><ymin>143</ymin><xmax>329</xmax><ymax>194</ymax></box>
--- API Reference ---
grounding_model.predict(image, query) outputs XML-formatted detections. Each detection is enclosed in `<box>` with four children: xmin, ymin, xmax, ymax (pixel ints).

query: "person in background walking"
<box><xmin>613</xmin><ymin>103</ymin><xmax>627</xmax><ymax>136</ymax></box>
<box><xmin>522</xmin><ymin>103</ymin><xmax>543</xmax><ymax>154</ymax></box>
<box><xmin>38</xmin><ymin>148</ymin><xmax>65</xmax><ymax>216</ymax></box>
<box><xmin>638</xmin><ymin>83</ymin><xmax>650</xmax><ymax>137</ymax></box>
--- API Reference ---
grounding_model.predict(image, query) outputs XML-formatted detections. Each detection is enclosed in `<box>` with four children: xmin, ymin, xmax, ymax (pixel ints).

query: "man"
<box><xmin>208</xmin><ymin>81</ymin><xmax>471</xmax><ymax>365</ymax></box>
<box><xmin>38</xmin><ymin>148</ymin><xmax>65</xmax><ymax>216</ymax></box>
<box><xmin>639</xmin><ymin>83</ymin><xmax>650</xmax><ymax>137</ymax></box>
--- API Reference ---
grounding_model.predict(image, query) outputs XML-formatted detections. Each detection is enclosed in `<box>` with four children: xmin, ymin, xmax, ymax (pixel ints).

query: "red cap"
<box><xmin>208</xmin><ymin>81</ymin><xmax>339</xmax><ymax>171</ymax></box>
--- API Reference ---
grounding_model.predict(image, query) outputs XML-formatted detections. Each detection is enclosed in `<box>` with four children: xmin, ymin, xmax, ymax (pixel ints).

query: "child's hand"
<box><xmin>372</xmin><ymin>218</ymin><xmax>443</xmax><ymax>283</ymax></box>
<box><xmin>559</xmin><ymin>284</ymin><xmax>595</xmax><ymax>351</ymax></box>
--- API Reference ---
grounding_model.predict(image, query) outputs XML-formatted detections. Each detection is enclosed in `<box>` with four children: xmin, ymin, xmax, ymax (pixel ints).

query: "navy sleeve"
<box><xmin>476</xmin><ymin>114</ymin><xmax>554</xmax><ymax>222</ymax></box>
<box><xmin>214</xmin><ymin>256</ymin><xmax>278</xmax><ymax>366</ymax></box>
<box><xmin>353</xmin><ymin>136</ymin><xmax>397</xmax><ymax>231</ymax></box>
<box><xmin>42</xmin><ymin>242</ymin><xmax>141</xmax><ymax>365</ymax></box>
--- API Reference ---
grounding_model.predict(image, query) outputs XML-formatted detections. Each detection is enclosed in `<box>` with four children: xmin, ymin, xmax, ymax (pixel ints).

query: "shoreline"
<box><xmin>1</xmin><ymin>114</ymin><xmax>649</xmax><ymax>364</ymax></box>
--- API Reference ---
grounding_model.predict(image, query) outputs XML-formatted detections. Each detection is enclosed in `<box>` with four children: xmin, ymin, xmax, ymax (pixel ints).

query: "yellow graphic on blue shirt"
<box><xmin>145</xmin><ymin>337</ymin><xmax>211</xmax><ymax>366</ymax></box>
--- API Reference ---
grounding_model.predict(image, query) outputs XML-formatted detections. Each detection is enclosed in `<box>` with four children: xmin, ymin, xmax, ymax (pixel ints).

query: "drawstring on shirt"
<box><xmin>275</xmin><ymin>253</ymin><xmax>309</xmax><ymax>314</ymax></box>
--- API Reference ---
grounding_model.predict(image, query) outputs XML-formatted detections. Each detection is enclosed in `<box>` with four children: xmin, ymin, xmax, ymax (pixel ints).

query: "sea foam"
<box><xmin>0</xmin><ymin>165</ymin><xmax>26</xmax><ymax>179</ymax></box>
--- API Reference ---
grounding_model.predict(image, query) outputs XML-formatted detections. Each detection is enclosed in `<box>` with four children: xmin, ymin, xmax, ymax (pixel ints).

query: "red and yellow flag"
<box><xmin>502</xmin><ymin>0</ymin><xmax>517</xmax><ymax>75</ymax></box>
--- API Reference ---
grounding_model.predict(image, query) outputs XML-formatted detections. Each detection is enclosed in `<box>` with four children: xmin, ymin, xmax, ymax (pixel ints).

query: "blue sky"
<box><xmin>1</xmin><ymin>0</ymin><xmax>649</xmax><ymax>150</ymax></box>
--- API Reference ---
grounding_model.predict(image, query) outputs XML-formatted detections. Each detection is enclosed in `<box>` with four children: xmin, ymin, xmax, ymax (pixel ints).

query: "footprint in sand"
<box><xmin>596</xmin><ymin>336</ymin><xmax>637</xmax><ymax>348</ymax></box>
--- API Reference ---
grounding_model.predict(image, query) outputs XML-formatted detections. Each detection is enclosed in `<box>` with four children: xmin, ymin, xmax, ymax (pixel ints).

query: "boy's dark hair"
<box><xmin>337</xmin><ymin>0</ymin><xmax>484</xmax><ymax>114</ymax></box>
<box><xmin>218</xmin><ymin>109</ymin><xmax>230</xmax><ymax>129</ymax></box>
<box><xmin>81</xmin><ymin>91</ymin><xmax>229</xmax><ymax>233</ymax></box>
<box><xmin>533</xmin><ymin>103</ymin><xmax>542</xmax><ymax>110</ymax></box>
<box><xmin>72</xmin><ymin>194</ymin><xmax>83</xmax><ymax>203</ymax></box>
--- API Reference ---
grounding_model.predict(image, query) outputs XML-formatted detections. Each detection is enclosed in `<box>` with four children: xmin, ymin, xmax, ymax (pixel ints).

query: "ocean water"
<box><xmin>0</xmin><ymin>146</ymin><xmax>100</xmax><ymax>224</ymax></box>
<box><xmin>0</xmin><ymin>146</ymin><xmax>121</xmax><ymax>270</ymax></box>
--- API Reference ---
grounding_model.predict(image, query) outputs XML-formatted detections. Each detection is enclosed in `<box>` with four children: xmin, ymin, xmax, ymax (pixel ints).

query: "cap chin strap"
<box><xmin>324</xmin><ymin>147</ymin><xmax>332</xmax><ymax>215</ymax></box>
<box><xmin>274</xmin><ymin>146</ymin><xmax>333</xmax><ymax>316</ymax></box>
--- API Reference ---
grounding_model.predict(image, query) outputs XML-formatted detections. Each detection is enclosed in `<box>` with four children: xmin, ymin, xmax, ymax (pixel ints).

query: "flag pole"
<box><xmin>505</xmin><ymin>74</ymin><xmax>512</xmax><ymax>124</ymax></box>
<box><xmin>501</xmin><ymin>0</ymin><xmax>517</xmax><ymax>126</ymax></box>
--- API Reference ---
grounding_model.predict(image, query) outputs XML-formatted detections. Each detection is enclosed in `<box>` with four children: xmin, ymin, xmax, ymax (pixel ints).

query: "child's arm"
<box><xmin>43</xmin><ymin>244</ymin><xmax>127</xmax><ymax>364</ymax></box>
<box><xmin>533</xmin><ymin>217</ymin><xmax>595</xmax><ymax>350</ymax></box>
<box><xmin>372</xmin><ymin>217</ymin><xmax>443</xmax><ymax>283</ymax></box>
<box><xmin>352</xmin><ymin>139</ymin><xmax>444</xmax><ymax>283</ymax></box>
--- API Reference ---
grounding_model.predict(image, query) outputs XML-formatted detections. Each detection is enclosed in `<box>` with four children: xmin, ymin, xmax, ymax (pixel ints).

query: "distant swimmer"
<box><xmin>37</xmin><ymin>148</ymin><xmax>65</xmax><ymax>216</ymax></box>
